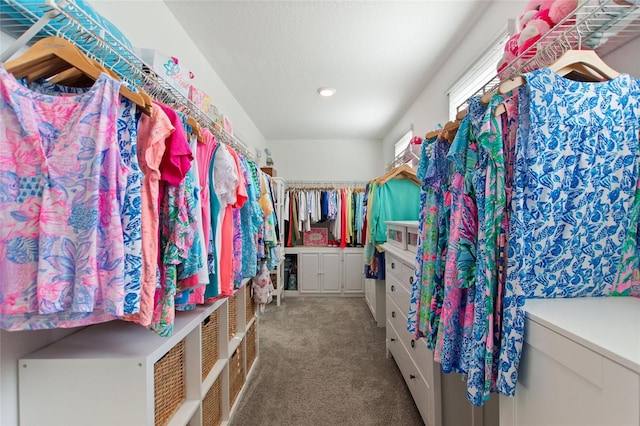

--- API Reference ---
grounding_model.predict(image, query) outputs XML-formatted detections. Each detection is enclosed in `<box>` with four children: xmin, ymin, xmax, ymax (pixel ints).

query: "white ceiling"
<box><xmin>163</xmin><ymin>1</ymin><xmax>489</xmax><ymax>140</ymax></box>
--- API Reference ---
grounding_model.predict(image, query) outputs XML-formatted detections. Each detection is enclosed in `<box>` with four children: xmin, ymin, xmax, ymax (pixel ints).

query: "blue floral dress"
<box><xmin>498</xmin><ymin>68</ymin><xmax>640</xmax><ymax>396</ymax></box>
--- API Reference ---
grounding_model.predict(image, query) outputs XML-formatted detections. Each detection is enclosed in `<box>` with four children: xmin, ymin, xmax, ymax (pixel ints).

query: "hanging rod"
<box><xmin>0</xmin><ymin>0</ymin><xmax>255</xmax><ymax>160</ymax></box>
<box><xmin>286</xmin><ymin>180</ymin><xmax>368</xmax><ymax>189</ymax></box>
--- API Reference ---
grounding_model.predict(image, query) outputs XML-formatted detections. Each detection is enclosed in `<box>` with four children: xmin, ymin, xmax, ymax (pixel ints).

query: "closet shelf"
<box><xmin>0</xmin><ymin>0</ymin><xmax>254</xmax><ymax>160</ymax></box>
<box><xmin>479</xmin><ymin>0</ymin><xmax>640</xmax><ymax>97</ymax></box>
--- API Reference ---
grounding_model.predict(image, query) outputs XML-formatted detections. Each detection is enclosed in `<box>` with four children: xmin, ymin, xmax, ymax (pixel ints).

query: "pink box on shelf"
<box><xmin>303</xmin><ymin>228</ymin><xmax>328</xmax><ymax>246</ymax></box>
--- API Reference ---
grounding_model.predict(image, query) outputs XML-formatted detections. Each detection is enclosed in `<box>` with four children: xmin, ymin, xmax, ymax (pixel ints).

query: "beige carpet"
<box><xmin>230</xmin><ymin>297</ymin><xmax>423</xmax><ymax>426</ymax></box>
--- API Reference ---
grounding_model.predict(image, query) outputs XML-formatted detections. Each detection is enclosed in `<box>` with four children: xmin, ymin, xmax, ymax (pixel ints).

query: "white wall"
<box><xmin>90</xmin><ymin>0</ymin><xmax>267</xmax><ymax>160</ymax></box>
<box><xmin>603</xmin><ymin>36</ymin><xmax>640</xmax><ymax>78</ymax></box>
<box><xmin>381</xmin><ymin>0</ymin><xmax>526</xmax><ymax>167</ymax></box>
<box><xmin>268</xmin><ymin>139</ymin><xmax>382</xmax><ymax>181</ymax></box>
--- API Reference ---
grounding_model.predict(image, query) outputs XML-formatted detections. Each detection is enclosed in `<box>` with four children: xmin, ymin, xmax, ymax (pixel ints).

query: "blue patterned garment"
<box><xmin>240</xmin><ymin>157</ymin><xmax>263</xmax><ymax>279</ymax></box>
<box><xmin>24</xmin><ymin>79</ymin><xmax>143</xmax><ymax>315</ymax></box>
<box><xmin>498</xmin><ymin>68</ymin><xmax>640</xmax><ymax>397</ymax></box>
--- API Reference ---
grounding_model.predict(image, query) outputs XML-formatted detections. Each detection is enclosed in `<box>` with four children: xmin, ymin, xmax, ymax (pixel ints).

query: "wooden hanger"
<box><xmin>186</xmin><ymin>115</ymin><xmax>204</xmax><ymax>142</ymax></box>
<box><xmin>455</xmin><ymin>108</ymin><xmax>467</xmax><ymax>120</ymax></box>
<box><xmin>4</xmin><ymin>36</ymin><xmax>151</xmax><ymax>115</ymax></box>
<box><xmin>425</xmin><ymin>129</ymin><xmax>440</xmax><ymax>139</ymax></box>
<box><xmin>440</xmin><ymin>119</ymin><xmax>460</xmax><ymax>142</ymax></box>
<box><xmin>376</xmin><ymin>164</ymin><xmax>421</xmax><ymax>186</ymax></box>
<box><xmin>498</xmin><ymin>49</ymin><xmax>620</xmax><ymax>95</ymax></box>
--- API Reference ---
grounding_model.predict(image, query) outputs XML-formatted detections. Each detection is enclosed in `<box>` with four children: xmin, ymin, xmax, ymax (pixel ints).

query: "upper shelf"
<box><xmin>481</xmin><ymin>0</ymin><xmax>640</xmax><ymax>96</ymax></box>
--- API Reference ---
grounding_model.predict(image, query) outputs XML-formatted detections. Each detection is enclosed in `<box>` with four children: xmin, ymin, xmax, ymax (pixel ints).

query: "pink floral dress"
<box><xmin>0</xmin><ymin>66</ymin><xmax>125</xmax><ymax>330</ymax></box>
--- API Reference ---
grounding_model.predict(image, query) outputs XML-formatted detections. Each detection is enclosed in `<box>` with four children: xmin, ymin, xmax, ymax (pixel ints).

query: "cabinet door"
<box><xmin>343</xmin><ymin>252</ymin><xmax>364</xmax><ymax>293</ymax></box>
<box><xmin>320</xmin><ymin>252</ymin><xmax>342</xmax><ymax>293</ymax></box>
<box><xmin>300</xmin><ymin>253</ymin><xmax>321</xmax><ymax>293</ymax></box>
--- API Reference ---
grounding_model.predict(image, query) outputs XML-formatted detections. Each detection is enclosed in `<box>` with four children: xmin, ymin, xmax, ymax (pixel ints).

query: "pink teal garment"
<box><xmin>151</xmin><ymin>160</ymin><xmax>202</xmax><ymax>336</ymax></box>
<box><xmin>434</xmin><ymin>96</ymin><xmax>481</xmax><ymax>375</ymax></box>
<box><xmin>466</xmin><ymin>93</ymin><xmax>506</xmax><ymax>406</ymax></box>
<box><xmin>189</xmin><ymin>132</ymin><xmax>218</xmax><ymax>305</ymax></box>
<box><xmin>0</xmin><ymin>66</ymin><xmax>125</xmax><ymax>330</ymax></box>
<box><xmin>498</xmin><ymin>69</ymin><xmax>640</xmax><ymax>398</ymax></box>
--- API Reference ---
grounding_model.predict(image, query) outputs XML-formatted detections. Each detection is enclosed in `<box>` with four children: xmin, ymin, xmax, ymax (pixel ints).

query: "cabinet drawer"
<box><xmin>387</xmin><ymin>297</ymin><xmax>435</xmax><ymax>388</ymax></box>
<box><xmin>387</xmin><ymin>319</ymin><xmax>437</xmax><ymax>426</ymax></box>
<box><xmin>386</xmin><ymin>255</ymin><xmax>402</xmax><ymax>281</ymax></box>
<box><xmin>387</xmin><ymin>275</ymin><xmax>410</xmax><ymax>314</ymax></box>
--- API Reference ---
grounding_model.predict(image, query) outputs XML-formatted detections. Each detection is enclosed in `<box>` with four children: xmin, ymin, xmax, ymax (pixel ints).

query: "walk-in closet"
<box><xmin>1</xmin><ymin>1</ymin><xmax>639</xmax><ymax>425</ymax></box>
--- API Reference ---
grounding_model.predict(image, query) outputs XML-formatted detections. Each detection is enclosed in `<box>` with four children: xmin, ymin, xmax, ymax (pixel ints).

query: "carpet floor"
<box><xmin>229</xmin><ymin>297</ymin><xmax>423</xmax><ymax>426</ymax></box>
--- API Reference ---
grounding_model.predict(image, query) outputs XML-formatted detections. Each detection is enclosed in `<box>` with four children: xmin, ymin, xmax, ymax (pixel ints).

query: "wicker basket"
<box><xmin>154</xmin><ymin>339</ymin><xmax>186</xmax><ymax>426</ymax></box>
<box><xmin>270</xmin><ymin>273</ymin><xmax>277</xmax><ymax>289</ymax></box>
<box><xmin>202</xmin><ymin>375</ymin><xmax>222</xmax><ymax>426</ymax></box>
<box><xmin>229</xmin><ymin>346</ymin><xmax>244</xmax><ymax>408</ymax></box>
<box><xmin>201</xmin><ymin>309</ymin><xmax>219</xmax><ymax>381</ymax></box>
<box><xmin>228</xmin><ymin>292</ymin><xmax>237</xmax><ymax>341</ymax></box>
<box><xmin>245</xmin><ymin>284</ymin><xmax>256</xmax><ymax>325</ymax></box>
<box><xmin>246</xmin><ymin>322</ymin><xmax>257</xmax><ymax>372</ymax></box>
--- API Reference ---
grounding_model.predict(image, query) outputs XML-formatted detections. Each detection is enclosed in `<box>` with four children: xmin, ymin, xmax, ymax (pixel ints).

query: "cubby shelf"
<box><xmin>19</xmin><ymin>286</ymin><xmax>258</xmax><ymax>426</ymax></box>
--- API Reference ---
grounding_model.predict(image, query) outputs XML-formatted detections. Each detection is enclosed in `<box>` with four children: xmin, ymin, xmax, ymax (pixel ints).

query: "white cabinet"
<box><xmin>383</xmin><ymin>229</ymin><xmax>496</xmax><ymax>426</ymax></box>
<box><xmin>19</xmin><ymin>284</ymin><xmax>259</xmax><ymax>426</ymax></box>
<box><xmin>343</xmin><ymin>251</ymin><xmax>365</xmax><ymax>293</ymax></box>
<box><xmin>365</xmin><ymin>279</ymin><xmax>385</xmax><ymax>327</ymax></box>
<box><xmin>500</xmin><ymin>297</ymin><xmax>640</xmax><ymax>426</ymax></box>
<box><xmin>284</xmin><ymin>247</ymin><xmax>364</xmax><ymax>296</ymax></box>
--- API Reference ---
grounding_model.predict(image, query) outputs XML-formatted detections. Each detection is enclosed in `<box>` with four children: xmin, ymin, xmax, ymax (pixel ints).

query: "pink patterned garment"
<box><xmin>0</xmin><ymin>66</ymin><xmax>126</xmax><ymax>330</ymax></box>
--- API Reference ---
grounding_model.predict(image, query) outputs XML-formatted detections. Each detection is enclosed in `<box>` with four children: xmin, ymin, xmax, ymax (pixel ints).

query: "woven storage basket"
<box><xmin>270</xmin><ymin>273</ymin><xmax>277</xmax><ymax>289</ymax></box>
<box><xmin>154</xmin><ymin>339</ymin><xmax>186</xmax><ymax>426</ymax></box>
<box><xmin>201</xmin><ymin>309</ymin><xmax>219</xmax><ymax>381</ymax></box>
<box><xmin>229</xmin><ymin>346</ymin><xmax>244</xmax><ymax>408</ymax></box>
<box><xmin>245</xmin><ymin>284</ymin><xmax>256</xmax><ymax>325</ymax></box>
<box><xmin>228</xmin><ymin>292</ymin><xmax>237</xmax><ymax>341</ymax></box>
<box><xmin>202</xmin><ymin>375</ymin><xmax>222</xmax><ymax>426</ymax></box>
<box><xmin>246</xmin><ymin>322</ymin><xmax>257</xmax><ymax>372</ymax></box>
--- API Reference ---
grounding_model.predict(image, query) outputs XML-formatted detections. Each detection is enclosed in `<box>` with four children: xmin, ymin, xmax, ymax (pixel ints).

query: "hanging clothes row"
<box><xmin>284</xmin><ymin>186</ymin><xmax>365</xmax><ymax>248</ymax></box>
<box><xmin>406</xmin><ymin>50</ymin><xmax>640</xmax><ymax>406</ymax></box>
<box><xmin>362</xmin><ymin>165</ymin><xmax>421</xmax><ymax>280</ymax></box>
<box><xmin>0</xmin><ymin>39</ymin><xmax>279</xmax><ymax>335</ymax></box>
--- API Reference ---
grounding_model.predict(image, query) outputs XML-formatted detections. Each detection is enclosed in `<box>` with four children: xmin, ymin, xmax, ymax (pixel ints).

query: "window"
<box><xmin>447</xmin><ymin>31</ymin><xmax>510</xmax><ymax>120</ymax></box>
<box><xmin>393</xmin><ymin>127</ymin><xmax>413</xmax><ymax>158</ymax></box>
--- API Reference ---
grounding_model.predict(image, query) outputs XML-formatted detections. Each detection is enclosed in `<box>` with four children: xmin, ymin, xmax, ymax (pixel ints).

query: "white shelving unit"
<box><xmin>19</xmin><ymin>283</ymin><xmax>259</xmax><ymax>426</ymax></box>
<box><xmin>269</xmin><ymin>177</ymin><xmax>285</xmax><ymax>306</ymax></box>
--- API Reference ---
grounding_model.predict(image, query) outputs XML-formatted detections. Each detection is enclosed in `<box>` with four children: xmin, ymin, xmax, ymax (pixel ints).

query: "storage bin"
<box><xmin>201</xmin><ymin>310</ymin><xmax>219</xmax><ymax>380</ymax></box>
<box><xmin>154</xmin><ymin>339</ymin><xmax>186</xmax><ymax>426</ymax></box>
<box><xmin>245</xmin><ymin>284</ymin><xmax>256</xmax><ymax>325</ymax></box>
<box><xmin>407</xmin><ymin>226</ymin><xmax>419</xmax><ymax>254</ymax></box>
<box><xmin>228</xmin><ymin>291</ymin><xmax>237</xmax><ymax>341</ymax></box>
<box><xmin>386</xmin><ymin>223</ymin><xmax>407</xmax><ymax>250</ymax></box>
<box><xmin>246</xmin><ymin>322</ymin><xmax>257</xmax><ymax>372</ymax></box>
<box><xmin>202</xmin><ymin>375</ymin><xmax>222</xmax><ymax>426</ymax></box>
<box><xmin>229</xmin><ymin>346</ymin><xmax>244</xmax><ymax>408</ymax></box>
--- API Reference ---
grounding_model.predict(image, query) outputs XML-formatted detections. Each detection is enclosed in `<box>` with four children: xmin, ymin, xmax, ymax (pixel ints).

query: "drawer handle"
<box><xmin>390</xmin><ymin>338</ymin><xmax>396</xmax><ymax>342</ymax></box>
<box><xmin>391</xmin><ymin>285</ymin><xmax>395</xmax><ymax>292</ymax></box>
<box><xmin>409</xmin><ymin>374</ymin><xmax>416</xmax><ymax>380</ymax></box>
<box><xmin>409</xmin><ymin>276</ymin><xmax>414</xmax><ymax>284</ymax></box>
<box><xmin>391</xmin><ymin>262</ymin><xmax>395</xmax><ymax>269</ymax></box>
<box><xmin>410</xmin><ymin>340</ymin><xmax>415</xmax><ymax>348</ymax></box>
<box><xmin>392</xmin><ymin>311</ymin><xmax>396</xmax><ymax>318</ymax></box>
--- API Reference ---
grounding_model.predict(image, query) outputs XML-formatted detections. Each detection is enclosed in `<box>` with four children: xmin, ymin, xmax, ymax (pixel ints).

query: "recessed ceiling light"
<box><xmin>317</xmin><ymin>87</ymin><xmax>336</xmax><ymax>97</ymax></box>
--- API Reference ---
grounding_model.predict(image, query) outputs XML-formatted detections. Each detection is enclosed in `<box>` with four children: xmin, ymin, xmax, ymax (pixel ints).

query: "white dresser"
<box><xmin>500</xmin><ymin>297</ymin><xmax>640</xmax><ymax>426</ymax></box>
<box><xmin>383</xmin><ymin>220</ymin><xmax>497</xmax><ymax>426</ymax></box>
